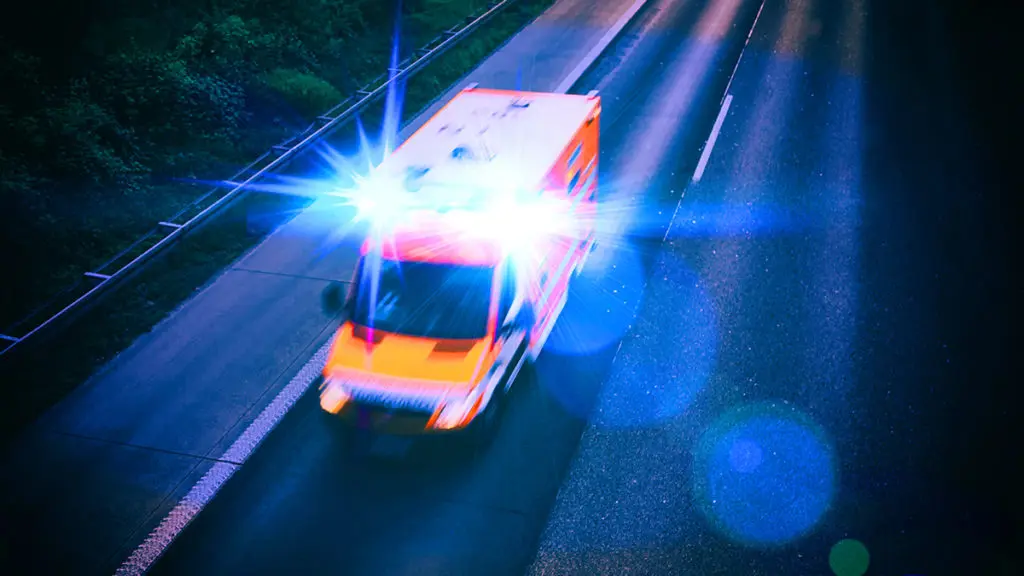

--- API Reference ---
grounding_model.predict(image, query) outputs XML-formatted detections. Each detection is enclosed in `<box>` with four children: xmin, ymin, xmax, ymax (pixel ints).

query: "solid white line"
<box><xmin>554</xmin><ymin>0</ymin><xmax>650</xmax><ymax>94</ymax></box>
<box><xmin>114</xmin><ymin>340</ymin><xmax>333</xmax><ymax>576</ymax></box>
<box><xmin>691</xmin><ymin>93</ymin><xmax>733</xmax><ymax>183</ymax></box>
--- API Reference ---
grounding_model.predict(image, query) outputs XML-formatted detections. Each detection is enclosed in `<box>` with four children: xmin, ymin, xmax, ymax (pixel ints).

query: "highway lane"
<box><xmin>533</xmin><ymin>0</ymin><xmax>863</xmax><ymax>569</ymax></box>
<box><xmin>531</xmin><ymin>0</ymin><xmax>1012</xmax><ymax>574</ymax></box>
<box><xmin>148</xmin><ymin>0</ymin><xmax>765</xmax><ymax>574</ymax></box>
<box><xmin>0</xmin><ymin>1</ymin><xmax>650</xmax><ymax>574</ymax></box>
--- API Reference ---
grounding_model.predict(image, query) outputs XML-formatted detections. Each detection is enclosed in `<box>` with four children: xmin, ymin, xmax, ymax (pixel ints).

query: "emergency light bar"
<box><xmin>340</xmin><ymin>166</ymin><xmax>582</xmax><ymax>253</ymax></box>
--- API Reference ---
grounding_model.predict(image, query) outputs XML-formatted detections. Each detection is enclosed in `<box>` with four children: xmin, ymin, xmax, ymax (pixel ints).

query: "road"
<box><xmin>531</xmin><ymin>0</ymin><xmax>1015</xmax><ymax>575</ymax></box>
<box><xmin>0</xmin><ymin>0</ymin><xmax>652</xmax><ymax>574</ymax></box>
<box><xmin>3</xmin><ymin>0</ymin><xmax>1013</xmax><ymax>574</ymax></box>
<box><xmin>146</xmin><ymin>0</ymin><xmax>766</xmax><ymax>574</ymax></box>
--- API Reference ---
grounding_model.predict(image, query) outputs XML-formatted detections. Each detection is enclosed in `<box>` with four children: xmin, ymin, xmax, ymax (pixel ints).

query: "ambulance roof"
<box><xmin>380</xmin><ymin>88</ymin><xmax>598</xmax><ymax>193</ymax></box>
<box><xmin>361</xmin><ymin>210</ymin><xmax>507</xmax><ymax>267</ymax></box>
<box><xmin>367</xmin><ymin>232</ymin><xmax>506</xmax><ymax>268</ymax></box>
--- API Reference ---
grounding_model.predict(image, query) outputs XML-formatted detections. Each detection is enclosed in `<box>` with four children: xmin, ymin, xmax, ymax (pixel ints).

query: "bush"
<box><xmin>264</xmin><ymin>68</ymin><xmax>344</xmax><ymax>119</ymax></box>
<box><xmin>0</xmin><ymin>0</ymin><xmax>558</xmax><ymax>438</ymax></box>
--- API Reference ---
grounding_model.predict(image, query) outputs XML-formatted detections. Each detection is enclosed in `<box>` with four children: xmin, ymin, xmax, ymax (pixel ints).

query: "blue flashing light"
<box><xmin>335</xmin><ymin>167</ymin><xmax>586</xmax><ymax>265</ymax></box>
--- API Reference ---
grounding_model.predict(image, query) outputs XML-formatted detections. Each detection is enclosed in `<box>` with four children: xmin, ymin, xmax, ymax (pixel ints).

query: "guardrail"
<box><xmin>0</xmin><ymin>0</ymin><xmax>518</xmax><ymax>359</ymax></box>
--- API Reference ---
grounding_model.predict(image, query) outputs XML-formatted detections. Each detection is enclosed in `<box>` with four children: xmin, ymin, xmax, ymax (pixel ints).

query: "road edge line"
<box><xmin>554</xmin><ymin>0</ymin><xmax>651</xmax><ymax>94</ymax></box>
<box><xmin>113</xmin><ymin>340</ymin><xmax>332</xmax><ymax>576</ymax></box>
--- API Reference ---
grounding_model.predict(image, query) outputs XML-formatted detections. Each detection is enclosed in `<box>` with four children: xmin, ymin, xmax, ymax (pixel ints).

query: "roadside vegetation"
<box><xmin>0</xmin><ymin>0</ymin><xmax>555</xmax><ymax>443</ymax></box>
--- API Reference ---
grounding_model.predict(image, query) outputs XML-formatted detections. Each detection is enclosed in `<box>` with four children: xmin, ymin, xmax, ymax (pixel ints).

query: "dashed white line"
<box><xmin>554</xmin><ymin>0</ymin><xmax>651</xmax><ymax>94</ymax></box>
<box><xmin>114</xmin><ymin>340</ymin><xmax>333</xmax><ymax>576</ymax></box>
<box><xmin>691</xmin><ymin>93</ymin><xmax>734</xmax><ymax>183</ymax></box>
<box><xmin>721</xmin><ymin>0</ymin><xmax>767</xmax><ymax>102</ymax></box>
<box><xmin>690</xmin><ymin>0</ymin><xmax>766</xmax><ymax>185</ymax></box>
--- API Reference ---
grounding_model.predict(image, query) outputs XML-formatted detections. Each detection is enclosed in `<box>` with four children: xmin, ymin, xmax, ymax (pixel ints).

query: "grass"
<box><xmin>0</xmin><ymin>0</ymin><xmax>557</xmax><ymax>446</ymax></box>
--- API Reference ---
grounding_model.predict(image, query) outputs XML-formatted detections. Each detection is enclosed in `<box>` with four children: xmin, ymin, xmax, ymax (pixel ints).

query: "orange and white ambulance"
<box><xmin>319</xmin><ymin>85</ymin><xmax>600</xmax><ymax>443</ymax></box>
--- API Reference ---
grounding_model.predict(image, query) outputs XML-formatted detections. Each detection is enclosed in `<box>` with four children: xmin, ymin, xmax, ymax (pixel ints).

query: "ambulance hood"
<box><xmin>324</xmin><ymin>321</ymin><xmax>491</xmax><ymax>391</ymax></box>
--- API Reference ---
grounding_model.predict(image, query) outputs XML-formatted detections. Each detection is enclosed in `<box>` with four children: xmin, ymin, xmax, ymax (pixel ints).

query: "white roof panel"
<box><xmin>382</xmin><ymin>89</ymin><xmax>597</xmax><ymax>192</ymax></box>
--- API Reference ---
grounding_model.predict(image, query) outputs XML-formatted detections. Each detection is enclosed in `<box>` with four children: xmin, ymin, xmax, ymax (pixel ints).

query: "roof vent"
<box><xmin>451</xmin><ymin>146</ymin><xmax>476</xmax><ymax>160</ymax></box>
<box><xmin>451</xmin><ymin>145</ymin><xmax>494</xmax><ymax>161</ymax></box>
<box><xmin>438</xmin><ymin>123</ymin><xmax>464</xmax><ymax>134</ymax></box>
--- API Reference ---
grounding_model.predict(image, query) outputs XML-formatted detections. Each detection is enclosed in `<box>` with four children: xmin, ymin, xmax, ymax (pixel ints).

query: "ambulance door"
<box><xmin>493</xmin><ymin>262</ymin><xmax>531</xmax><ymax>382</ymax></box>
<box><xmin>528</xmin><ymin>233</ymin><xmax>574</xmax><ymax>359</ymax></box>
<box><xmin>565</xmin><ymin>126</ymin><xmax>598</xmax><ymax>257</ymax></box>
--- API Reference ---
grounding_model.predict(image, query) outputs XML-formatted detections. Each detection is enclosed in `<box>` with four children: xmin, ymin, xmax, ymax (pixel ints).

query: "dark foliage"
<box><xmin>0</xmin><ymin>0</ymin><xmax>555</xmax><ymax>442</ymax></box>
<box><xmin>0</xmin><ymin>0</ymin><xmax>549</xmax><ymax>328</ymax></box>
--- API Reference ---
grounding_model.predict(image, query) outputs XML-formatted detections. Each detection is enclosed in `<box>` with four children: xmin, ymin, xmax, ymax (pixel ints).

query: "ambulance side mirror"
<box><xmin>321</xmin><ymin>282</ymin><xmax>345</xmax><ymax>317</ymax></box>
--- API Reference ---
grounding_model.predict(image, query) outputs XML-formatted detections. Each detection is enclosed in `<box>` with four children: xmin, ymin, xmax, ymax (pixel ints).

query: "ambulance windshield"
<box><xmin>348</xmin><ymin>258</ymin><xmax>492</xmax><ymax>340</ymax></box>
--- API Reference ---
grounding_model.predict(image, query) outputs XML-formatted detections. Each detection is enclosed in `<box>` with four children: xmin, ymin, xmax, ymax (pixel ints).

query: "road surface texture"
<box><xmin>0</xmin><ymin>0</ymin><xmax>648</xmax><ymax>574</ymax></box>
<box><xmin>529</xmin><ymin>0</ymin><xmax>1015</xmax><ymax>575</ymax></box>
<box><xmin>2</xmin><ymin>0</ymin><xmax>1015</xmax><ymax>574</ymax></box>
<box><xmin>146</xmin><ymin>0</ymin><xmax>766</xmax><ymax>574</ymax></box>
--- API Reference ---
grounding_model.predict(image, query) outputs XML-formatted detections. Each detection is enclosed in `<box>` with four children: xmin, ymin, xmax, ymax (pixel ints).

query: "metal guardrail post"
<box><xmin>0</xmin><ymin>0</ymin><xmax>517</xmax><ymax>359</ymax></box>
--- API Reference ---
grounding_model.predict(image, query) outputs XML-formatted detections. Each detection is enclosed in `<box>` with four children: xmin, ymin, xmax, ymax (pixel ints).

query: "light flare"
<box><xmin>338</xmin><ymin>164</ymin><xmax>589</xmax><ymax>270</ymax></box>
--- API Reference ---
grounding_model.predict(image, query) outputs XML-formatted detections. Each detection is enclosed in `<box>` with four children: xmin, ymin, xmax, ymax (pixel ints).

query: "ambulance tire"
<box><xmin>464</xmin><ymin>390</ymin><xmax>503</xmax><ymax>451</ymax></box>
<box><xmin>462</xmin><ymin>340</ymin><xmax>527</xmax><ymax>450</ymax></box>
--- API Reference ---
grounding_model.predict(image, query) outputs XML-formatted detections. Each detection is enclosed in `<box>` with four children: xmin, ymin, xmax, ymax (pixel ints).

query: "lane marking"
<box><xmin>114</xmin><ymin>340</ymin><xmax>332</xmax><ymax>576</ymax></box>
<box><xmin>687</xmin><ymin>0</ymin><xmax>765</xmax><ymax>189</ymax></box>
<box><xmin>623</xmin><ymin>0</ymin><xmax>770</xmax><ymax>366</ymax></box>
<box><xmin>111</xmin><ymin>1</ymin><xmax>657</xmax><ymax>573</ymax></box>
<box><xmin>721</xmin><ymin>0</ymin><xmax>767</xmax><ymax>102</ymax></box>
<box><xmin>554</xmin><ymin>0</ymin><xmax>651</xmax><ymax>94</ymax></box>
<box><xmin>691</xmin><ymin>93</ymin><xmax>734</xmax><ymax>183</ymax></box>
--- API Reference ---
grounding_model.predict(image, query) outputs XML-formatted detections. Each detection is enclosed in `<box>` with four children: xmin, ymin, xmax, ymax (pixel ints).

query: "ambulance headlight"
<box><xmin>319</xmin><ymin>378</ymin><xmax>351</xmax><ymax>414</ymax></box>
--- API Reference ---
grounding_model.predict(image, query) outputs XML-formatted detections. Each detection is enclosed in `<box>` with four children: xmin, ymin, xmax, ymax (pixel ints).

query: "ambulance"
<box><xmin>319</xmin><ymin>85</ymin><xmax>600</xmax><ymax>444</ymax></box>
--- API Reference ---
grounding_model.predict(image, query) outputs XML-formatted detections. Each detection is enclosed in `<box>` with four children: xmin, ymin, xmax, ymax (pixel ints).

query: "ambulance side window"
<box><xmin>566</xmin><ymin>173</ymin><xmax>577</xmax><ymax>193</ymax></box>
<box><xmin>497</xmin><ymin>266</ymin><xmax>517</xmax><ymax>326</ymax></box>
<box><xmin>568</xmin><ymin>142</ymin><xmax>582</xmax><ymax>167</ymax></box>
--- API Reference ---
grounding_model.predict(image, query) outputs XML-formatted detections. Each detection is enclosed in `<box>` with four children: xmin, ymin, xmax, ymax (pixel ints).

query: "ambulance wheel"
<box><xmin>464</xmin><ymin>368</ymin><xmax>516</xmax><ymax>450</ymax></box>
<box><xmin>463</xmin><ymin>390</ymin><xmax>503</xmax><ymax>450</ymax></box>
<box><xmin>467</xmin><ymin>335</ymin><xmax>534</xmax><ymax>450</ymax></box>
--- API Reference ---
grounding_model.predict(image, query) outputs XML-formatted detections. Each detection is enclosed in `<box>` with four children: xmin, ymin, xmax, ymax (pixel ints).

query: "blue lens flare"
<box><xmin>544</xmin><ymin>239</ymin><xmax>646</xmax><ymax>358</ymax></box>
<box><xmin>692</xmin><ymin>401</ymin><xmax>837</xmax><ymax>547</ymax></box>
<box><xmin>667</xmin><ymin>199</ymin><xmax>807</xmax><ymax>238</ymax></box>
<box><xmin>593</xmin><ymin>254</ymin><xmax>717</xmax><ymax>429</ymax></box>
